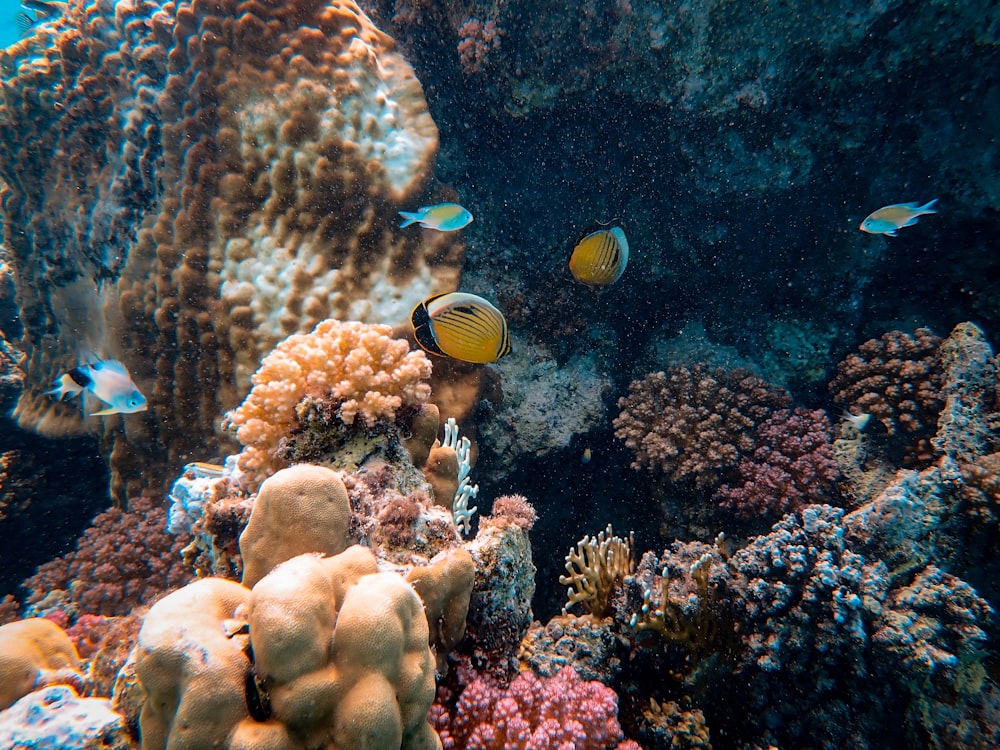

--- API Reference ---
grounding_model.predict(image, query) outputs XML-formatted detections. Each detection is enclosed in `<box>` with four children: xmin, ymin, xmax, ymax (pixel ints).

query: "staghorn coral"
<box><xmin>22</xmin><ymin>497</ymin><xmax>194</xmax><ymax>622</ymax></box>
<box><xmin>223</xmin><ymin>319</ymin><xmax>433</xmax><ymax>486</ymax></box>
<box><xmin>714</xmin><ymin>407</ymin><xmax>841</xmax><ymax>519</ymax></box>
<box><xmin>829</xmin><ymin>328</ymin><xmax>946</xmax><ymax>466</ymax></box>
<box><xmin>614</xmin><ymin>365</ymin><xmax>790</xmax><ymax>487</ymax></box>
<box><xmin>559</xmin><ymin>525</ymin><xmax>635</xmax><ymax>619</ymax></box>
<box><xmin>2</xmin><ymin>0</ymin><xmax>461</xmax><ymax>502</ymax></box>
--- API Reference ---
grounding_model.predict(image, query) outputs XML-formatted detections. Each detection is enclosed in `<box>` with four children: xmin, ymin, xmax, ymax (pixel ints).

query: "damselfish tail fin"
<box><xmin>45</xmin><ymin>372</ymin><xmax>87</xmax><ymax>401</ymax></box>
<box><xmin>918</xmin><ymin>198</ymin><xmax>939</xmax><ymax>214</ymax></box>
<box><xmin>398</xmin><ymin>211</ymin><xmax>421</xmax><ymax>228</ymax></box>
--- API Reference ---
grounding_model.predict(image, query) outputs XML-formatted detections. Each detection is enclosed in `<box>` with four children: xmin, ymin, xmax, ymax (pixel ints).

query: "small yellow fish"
<box><xmin>399</xmin><ymin>203</ymin><xmax>473</xmax><ymax>232</ymax></box>
<box><xmin>569</xmin><ymin>227</ymin><xmax>629</xmax><ymax>286</ymax></box>
<box><xmin>46</xmin><ymin>358</ymin><xmax>147</xmax><ymax>416</ymax></box>
<box><xmin>411</xmin><ymin>292</ymin><xmax>511</xmax><ymax>364</ymax></box>
<box><xmin>859</xmin><ymin>199</ymin><xmax>938</xmax><ymax>236</ymax></box>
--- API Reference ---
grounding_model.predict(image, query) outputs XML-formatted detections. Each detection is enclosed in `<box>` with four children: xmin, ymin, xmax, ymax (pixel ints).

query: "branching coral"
<box><xmin>224</xmin><ymin>319</ymin><xmax>432</xmax><ymax>486</ymax></box>
<box><xmin>714</xmin><ymin>407</ymin><xmax>841</xmax><ymax>519</ymax></box>
<box><xmin>829</xmin><ymin>328</ymin><xmax>946</xmax><ymax>465</ymax></box>
<box><xmin>22</xmin><ymin>498</ymin><xmax>193</xmax><ymax>622</ymax></box>
<box><xmin>559</xmin><ymin>525</ymin><xmax>635</xmax><ymax>619</ymax></box>
<box><xmin>614</xmin><ymin>365</ymin><xmax>790</xmax><ymax>487</ymax></box>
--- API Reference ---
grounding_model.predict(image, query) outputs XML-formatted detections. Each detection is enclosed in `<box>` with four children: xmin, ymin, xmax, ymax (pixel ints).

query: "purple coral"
<box><xmin>714</xmin><ymin>407</ymin><xmax>841</xmax><ymax>518</ymax></box>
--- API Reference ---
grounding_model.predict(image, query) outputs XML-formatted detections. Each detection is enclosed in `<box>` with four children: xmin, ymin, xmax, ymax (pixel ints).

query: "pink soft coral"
<box><xmin>431</xmin><ymin>666</ymin><xmax>637</xmax><ymax>750</ymax></box>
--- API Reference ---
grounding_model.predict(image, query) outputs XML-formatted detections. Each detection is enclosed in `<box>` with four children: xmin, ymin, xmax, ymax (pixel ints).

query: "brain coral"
<box><xmin>225</xmin><ymin>319</ymin><xmax>432</xmax><ymax>485</ymax></box>
<box><xmin>0</xmin><ymin>0</ymin><xmax>461</xmax><ymax>501</ymax></box>
<box><xmin>614</xmin><ymin>365</ymin><xmax>790</xmax><ymax>487</ymax></box>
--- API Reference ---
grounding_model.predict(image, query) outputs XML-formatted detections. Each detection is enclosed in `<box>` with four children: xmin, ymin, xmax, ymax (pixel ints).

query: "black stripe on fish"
<box><xmin>67</xmin><ymin>367</ymin><xmax>93</xmax><ymax>388</ymax></box>
<box><xmin>411</xmin><ymin>302</ymin><xmax>446</xmax><ymax>357</ymax></box>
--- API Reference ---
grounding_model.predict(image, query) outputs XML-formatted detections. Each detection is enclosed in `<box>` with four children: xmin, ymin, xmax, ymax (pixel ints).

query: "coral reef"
<box><xmin>614</xmin><ymin>365</ymin><xmax>790</xmax><ymax>487</ymax></box>
<box><xmin>224</xmin><ymin>319</ymin><xmax>433</xmax><ymax>486</ymax></box>
<box><xmin>714</xmin><ymin>407</ymin><xmax>841</xmax><ymax>519</ymax></box>
<box><xmin>0</xmin><ymin>618</ymin><xmax>82</xmax><ymax>710</ymax></box>
<box><xmin>131</xmin><ymin>546</ymin><xmax>440</xmax><ymax>749</ymax></box>
<box><xmin>21</xmin><ymin>498</ymin><xmax>193</xmax><ymax>622</ymax></box>
<box><xmin>429</xmin><ymin>666</ymin><xmax>637</xmax><ymax>750</ymax></box>
<box><xmin>477</xmin><ymin>337</ymin><xmax>610</xmax><ymax>469</ymax></box>
<box><xmin>559</xmin><ymin>525</ymin><xmax>635</xmax><ymax>619</ymax></box>
<box><xmin>829</xmin><ymin>328</ymin><xmax>946</xmax><ymax>466</ymax></box>
<box><xmin>1</xmin><ymin>0</ymin><xmax>460</xmax><ymax>501</ymax></box>
<box><xmin>0</xmin><ymin>684</ymin><xmax>130</xmax><ymax>750</ymax></box>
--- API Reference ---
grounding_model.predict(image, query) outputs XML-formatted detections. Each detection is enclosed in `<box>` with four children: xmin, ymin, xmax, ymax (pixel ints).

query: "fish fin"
<box><xmin>885</xmin><ymin>229</ymin><xmax>898</xmax><ymax>237</ymax></box>
<box><xmin>399</xmin><ymin>211</ymin><xmax>420</xmax><ymax>228</ymax></box>
<box><xmin>918</xmin><ymin>198</ymin><xmax>939</xmax><ymax>213</ymax></box>
<box><xmin>92</xmin><ymin>359</ymin><xmax>130</xmax><ymax>376</ymax></box>
<box><xmin>89</xmin><ymin>405</ymin><xmax>121</xmax><ymax>416</ymax></box>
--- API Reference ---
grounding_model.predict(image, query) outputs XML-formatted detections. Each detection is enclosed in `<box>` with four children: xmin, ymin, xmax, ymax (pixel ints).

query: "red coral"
<box><xmin>829</xmin><ymin>328</ymin><xmax>945</xmax><ymax>465</ymax></box>
<box><xmin>714</xmin><ymin>408</ymin><xmax>841</xmax><ymax>519</ymax></box>
<box><xmin>614</xmin><ymin>365</ymin><xmax>790</xmax><ymax>487</ymax></box>
<box><xmin>431</xmin><ymin>666</ymin><xmax>636</xmax><ymax>750</ymax></box>
<box><xmin>22</xmin><ymin>497</ymin><xmax>193</xmax><ymax>621</ymax></box>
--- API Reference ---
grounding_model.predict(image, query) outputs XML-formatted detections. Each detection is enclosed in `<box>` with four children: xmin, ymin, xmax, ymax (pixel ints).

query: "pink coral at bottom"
<box><xmin>431</xmin><ymin>666</ymin><xmax>639</xmax><ymax>750</ymax></box>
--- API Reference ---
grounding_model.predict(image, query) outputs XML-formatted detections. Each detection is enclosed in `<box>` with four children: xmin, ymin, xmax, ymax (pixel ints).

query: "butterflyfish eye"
<box><xmin>569</xmin><ymin>226</ymin><xmax>629</xmax><ymax>286</ymax></box>
<box><xmin>410</xmin><ymin>292</ymin><xmax>511</xmax><ymax>364</ymax></box>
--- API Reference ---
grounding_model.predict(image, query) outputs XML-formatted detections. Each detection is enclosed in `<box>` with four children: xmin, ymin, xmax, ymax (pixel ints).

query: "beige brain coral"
<box><xmin>131</xmin><ymin>546</ymin><xmax>441</xmax><ymax>750</ymax></box>
<box><xmin>225</xmin><ymin>319</ymin><xmax>432</xmax><ymax>484</ymax></box>
<box><xmin>239</xmin><ymin>464</ymin><xmax>353</xmax><ymax>587</ymax></box>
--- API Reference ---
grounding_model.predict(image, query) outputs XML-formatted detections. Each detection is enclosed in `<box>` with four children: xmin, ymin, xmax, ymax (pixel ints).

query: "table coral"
<box><xmin>829</xmin><ymin>328</ymin><xmax>946</xmax><ymax>466</ymax></box>
<box><xmin>224</xmin><ymin>319</ymin><xmax>433</xmax><ymax>486</ymax></box>
<box><xmin>714</xmin><ymin>407</ymin><xmax>840</xmax><ymax>519</ymax></box>
<box><xmin>613</xmin><ymin>365</ymin><xmax>789</xmax><ymax>487</ymax></box>
<box><xmin>1</xmin><ymin>0</ymin><xmax>460</xmax><ymax>502</ymax></box>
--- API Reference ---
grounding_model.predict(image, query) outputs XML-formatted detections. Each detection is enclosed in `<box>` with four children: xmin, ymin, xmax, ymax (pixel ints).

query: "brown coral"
<box><xmin>2</xmin><ymin>0</ymin><xmax>461</xmax><ymax>502</ymax></box>
<box><xmin>829</xmin><ymin>328</ymin><xmax>946</xmax><ymax>466</ymax></box>
<box><xmin>614</xmin><ymin>365</ymin><xmax>790</xmax><ymax>487</ymax></box>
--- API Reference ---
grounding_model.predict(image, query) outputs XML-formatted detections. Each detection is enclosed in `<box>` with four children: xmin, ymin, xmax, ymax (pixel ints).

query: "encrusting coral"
<box><xmin>224</xmin><ymin>319</ymin><xmax>433</xmax><ymax>487</ymax></box>
<box><xmin>1</xmin><ymin>0</ymin><xmax>461</xmax><ymax>501</ymax></box>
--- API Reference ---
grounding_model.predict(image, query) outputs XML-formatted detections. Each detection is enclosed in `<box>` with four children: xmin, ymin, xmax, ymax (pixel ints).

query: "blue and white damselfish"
<box><xmin>46</xmin><ymin>358</ymin><xmax>147</xmax><ymax>416</ymax></box>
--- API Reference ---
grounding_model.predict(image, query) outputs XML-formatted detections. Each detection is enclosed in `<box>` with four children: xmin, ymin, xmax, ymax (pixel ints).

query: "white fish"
<box><xmin>46</xmin><ymin>358</ymin><xmax>147</xmax><ymax>416</ymax></box>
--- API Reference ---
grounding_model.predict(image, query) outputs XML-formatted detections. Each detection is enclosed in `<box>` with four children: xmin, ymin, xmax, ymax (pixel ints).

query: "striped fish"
<box><xmin>569</xmin><ymin>226</ymin><xmax>629</xmax><ymax>286</ymax></box>
<box><xmin>411</xmin><ymin>292</ymin><xmax>511</xmax><ymax>364</ymax></box>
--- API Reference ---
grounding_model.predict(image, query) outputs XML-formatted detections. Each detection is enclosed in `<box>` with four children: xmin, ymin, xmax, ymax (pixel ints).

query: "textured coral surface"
<box><xmin>0</xmin><ymin>0</ymin><xmax>459</xmax><ymax>501</ymax></box>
